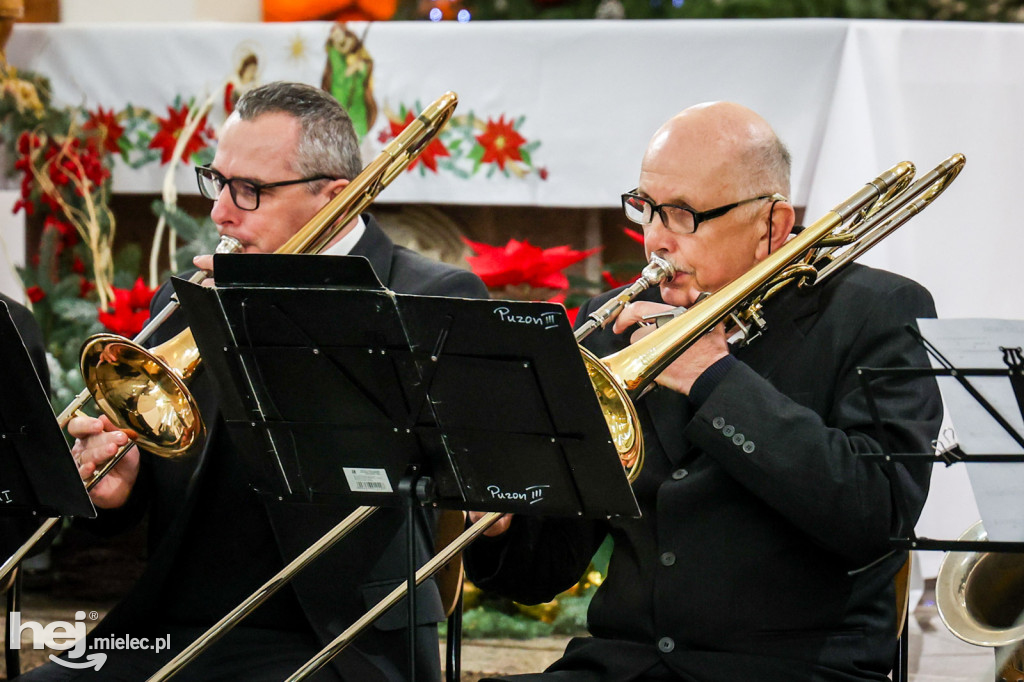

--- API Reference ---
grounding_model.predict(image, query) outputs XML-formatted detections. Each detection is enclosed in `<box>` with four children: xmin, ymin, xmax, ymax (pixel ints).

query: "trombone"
<box><xmin>279</xmin><ymin>153</ymin><xmax>966</xmax><ymax>680</ymax></box>
<box><xmin>0</xmin><ymin>92</ymin><xmax>459</xmax><ymax>589</ymax></box>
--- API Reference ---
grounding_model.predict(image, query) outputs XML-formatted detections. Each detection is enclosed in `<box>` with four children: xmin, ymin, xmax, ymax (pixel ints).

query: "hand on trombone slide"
<box><xmin>611</xmin><ymin>300</ymin><xmax>730</xmax><ymax>396</ymax></box>
<box><xmin>191</xmin><ymin>254</ymin><xmax>218</xmax><ymax>287</ymax></box>
<box><xmin>468</xmin><ymin>511</ymin><xmax>513</xmax><ymax>537</ymax></box>
<box><xmin>68</xmin><ymin>414</ymin><xmax>140</xmax><ymax>509</ymax></box>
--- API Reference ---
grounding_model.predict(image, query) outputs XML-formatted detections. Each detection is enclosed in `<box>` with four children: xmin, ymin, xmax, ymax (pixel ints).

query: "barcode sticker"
<box><xmin>343</xmin><ymin>467</ymin><xmax>393</xmax><ymax>493</ymax></box>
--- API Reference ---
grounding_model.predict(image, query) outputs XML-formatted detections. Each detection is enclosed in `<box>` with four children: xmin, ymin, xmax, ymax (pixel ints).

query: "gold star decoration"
<box><xmin>286</xmin><ymin>33</ymin><xmax>309</xmax><ymax>64</ymax></box>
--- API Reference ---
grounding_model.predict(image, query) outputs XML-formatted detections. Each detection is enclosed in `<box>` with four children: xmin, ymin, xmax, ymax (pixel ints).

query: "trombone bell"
<box><xmin>80</xmin><ymin>329</ymin><xmax>204</xmax><ymax>458</ymax></box>
<box><xmin>581</xmin><ymin>347</ymin><xmax>643</xmax><ymax>483</ymax></box>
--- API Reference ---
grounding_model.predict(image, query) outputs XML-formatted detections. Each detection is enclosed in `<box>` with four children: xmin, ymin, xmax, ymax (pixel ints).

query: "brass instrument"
<box><xmin>937</xmin><ymin>521</ymin><xmax>1024</xmax><ymax>681</ymax></box>
<box><xmin>276</xmin><ymin>156</ymin><xmax>966</xmax><ymax>680</ymax></box>
<box><xmin>585</xmin><ymin>153</ymin><xmax>964</xmax><ymax>483</ymax></box>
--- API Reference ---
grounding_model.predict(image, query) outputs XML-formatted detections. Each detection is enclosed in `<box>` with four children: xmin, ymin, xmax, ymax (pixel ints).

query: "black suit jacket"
<box><xmin>466</xmin><ymin>263</ymin><xmax>941</xmax><ymax>682</ymax></box>
<box><xmin>81</xmin><ymin>216</ymin><xmax>488</xmax><ymax>681</ymax></box>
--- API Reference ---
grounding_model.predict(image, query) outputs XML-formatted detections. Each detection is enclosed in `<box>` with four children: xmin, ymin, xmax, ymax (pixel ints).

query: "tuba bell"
<box><xmin>937</xmin><ymin>521</ymin><xmax>1024</xmax><ymax>681</ymax></box>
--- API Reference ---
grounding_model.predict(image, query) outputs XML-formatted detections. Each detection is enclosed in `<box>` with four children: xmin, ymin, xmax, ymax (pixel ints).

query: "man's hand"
<box><xmin>468</xmin><ymin>511</ymin><xmax>513</xmax><ymax>537</ymax></box>
<box><xmin>68</xmin><ymin>415</ymin><xmax>140</xmax><ymax>509</ymax></box>
<box><xmin>192</xmin><ymin>254</ymin><xmax>215</xmax><ymax>287</ymax></box>
<box><xmin>611</xmin><ymin>301</ymin><xmax>729</xmax><ymax>396</ymax></box>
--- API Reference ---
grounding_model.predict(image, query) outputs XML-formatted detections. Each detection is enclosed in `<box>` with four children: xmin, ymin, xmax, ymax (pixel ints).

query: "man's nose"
<box><xmin>209</xmin><ymin>185</ymin><xmax>238</xmax><ymax>224</ymax></box>
<box><xmin>643</xmin><ymin>213</ymin><xmax>676</xmax><ymax>252</ymax></box>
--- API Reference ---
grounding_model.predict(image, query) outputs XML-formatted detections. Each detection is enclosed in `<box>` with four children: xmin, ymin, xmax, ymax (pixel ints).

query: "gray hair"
<box><xmin>234</xmin><ymin>81</ymin><xmax>362</xmax><ymax>188</ymax></box>
<box><xmin>741</xmin><ymin>133</ymin><xmax>792</xmax><ymax>200</ymax></box>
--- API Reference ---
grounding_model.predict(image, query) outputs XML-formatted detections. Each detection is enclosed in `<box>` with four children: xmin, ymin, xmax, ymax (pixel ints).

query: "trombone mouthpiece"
<box><xmin>215</xmin><ymin>236</ymin><xmax>244</xmax><ymax>254</ymax></box>
<box><xmin>643</xmin><ymin>254</ymin><xmax>676</xmax><ymax>284</ymax></box>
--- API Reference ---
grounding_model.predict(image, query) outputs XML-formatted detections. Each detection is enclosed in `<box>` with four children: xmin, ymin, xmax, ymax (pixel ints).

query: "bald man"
<box><xmin>465</xmin><ymin>103</ymin><xmax>942</xmax><ymax>682</ymax></box>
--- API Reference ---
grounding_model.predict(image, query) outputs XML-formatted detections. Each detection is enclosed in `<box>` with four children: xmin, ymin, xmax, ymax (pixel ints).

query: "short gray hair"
<box><xmin>234</xmin><ymin>81</ymin><xmax>362</xmax><ymax>188</ymax></box>
<box><xmin>741</xmin><ymin>133</ymin><xmax>792</xmax><ymax>199</ymax></box>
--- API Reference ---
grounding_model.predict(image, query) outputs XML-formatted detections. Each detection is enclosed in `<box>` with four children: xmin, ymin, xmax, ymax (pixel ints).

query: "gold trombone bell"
<box><xmin>80</xmin><ymin>329</ymin><xmax>204</xmax><ymax>458</ymax></box>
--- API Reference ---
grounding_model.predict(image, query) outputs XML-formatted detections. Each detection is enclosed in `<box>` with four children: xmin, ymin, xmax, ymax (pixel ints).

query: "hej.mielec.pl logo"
<box><xmin>8</xmin><ymin>610</ymin><xmax>106</xmax><ymax>670</ymax></box>
<box><xmin>8</xmin><ymin>610</ymin><xmax>169</xmax><ymax>671</ymax></box>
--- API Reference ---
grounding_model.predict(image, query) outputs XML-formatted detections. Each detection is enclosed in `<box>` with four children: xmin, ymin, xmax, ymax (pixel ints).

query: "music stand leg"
<box><xmin>399</xmin><ymin>474</ymin><xmax>419</xmax><ymax>682</ymax></box>
<box><xmin>445</xmin><ymin>591</ymin><xmax>463</xmax><ymax>682</ymax></box>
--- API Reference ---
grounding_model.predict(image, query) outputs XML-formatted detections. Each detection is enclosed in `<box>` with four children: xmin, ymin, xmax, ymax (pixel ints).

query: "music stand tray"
<box><xmin>172</xmin><ymin>253</ymin><xmax>639</xmax><ymax>520</ymax></box>
<box><xmin>0</xmin><ymin>302</ymin><xmax>93</xmax><ymax>518</ymax></box>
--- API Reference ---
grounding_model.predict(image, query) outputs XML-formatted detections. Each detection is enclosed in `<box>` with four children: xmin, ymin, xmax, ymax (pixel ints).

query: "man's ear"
<box><xmin>326</xmin><ymin>178</ymin><xmax>349</xmax><ymax>199</ymax></box>
<box><xmin>760</xmin><ymin>199</ymin><xmax>796</xmax><ymax>259</ymax></box>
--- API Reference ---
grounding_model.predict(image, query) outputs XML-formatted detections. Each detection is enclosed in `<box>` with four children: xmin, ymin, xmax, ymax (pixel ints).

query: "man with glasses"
<box><xmin>37</xmin><ymin>81</ymin><xmax>487</xmax><ymax>682</ymax></box>
<box><xmin>465</xmin><ymin>102</ymin><xmax>941</xmax><ymax>681</ymax></box>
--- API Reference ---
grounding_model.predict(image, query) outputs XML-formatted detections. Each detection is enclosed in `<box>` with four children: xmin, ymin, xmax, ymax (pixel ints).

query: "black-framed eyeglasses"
<box><xmin>195</xmin><ymin>166</ymin><xmax>335</xmax><ymax>211</ymax></box>
<box><xmin>621</xmin><ymin>190</ymin><xmax>787</xmax><ymax>236</ymax></box>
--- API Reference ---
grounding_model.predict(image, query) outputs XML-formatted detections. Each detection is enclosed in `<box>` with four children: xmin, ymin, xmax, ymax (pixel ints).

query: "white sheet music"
<box><xmin>917</xmin><ymin>318</ymin><xmax>1024</xmax><ymax>542</ymax></box>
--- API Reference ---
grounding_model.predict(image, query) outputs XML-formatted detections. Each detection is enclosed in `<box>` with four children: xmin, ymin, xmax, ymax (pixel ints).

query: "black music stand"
<box><xmin>857</xmin><ymin>326</ymin><xmax>1024</xmax><ymax>681</ymax></box>
<box><xmin>0</xmin><ymin>302</ymin><xmax>93</xmax><ymax>519</ymax></box>
<box><xmin>858</xmin><ymin>325</ymin><xmax>1024</xmax><ymax>553</ymax></box>
<box><xmin>171</xmin><ymin>253</ymin><xmax>639</xmax><ymax>679</ymax></box>
<box><xmin>1</xmin><ymin>302</ymin><xmax>94</xmax><ymax>678</ymax></box>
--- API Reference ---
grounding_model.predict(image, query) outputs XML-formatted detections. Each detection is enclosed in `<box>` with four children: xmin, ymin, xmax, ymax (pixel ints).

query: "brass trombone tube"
<box><xmin>814</xmin><ymin>154</ymin><xmax>965</xmax><ymax>283</ymax></box>
<box><xmin>285</xmin><ymin>512</ymin><xmax>505</xmax><ymax>682</ymax></box>
<box><xmin>147</xmin><ymin>505</ymin><xmax>378</xmax><ymax>682</ymax></box>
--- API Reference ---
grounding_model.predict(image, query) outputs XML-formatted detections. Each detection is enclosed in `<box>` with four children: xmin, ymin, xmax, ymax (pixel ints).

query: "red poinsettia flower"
<box><xmin>546</xmin><ymin>291</ymin><xmax>579</xmax><ymax>327</ymax></box>
<box><xmin>149</xmin><ymin>104</ymin><xmax>211</xmax><ymax>165</ymax></box>
<box><xmin>97</xmin><ymin>277</ymin><xmax>157</xmax><ymax>337</ymax></box>
<box><xmin>475</xmin><ymin>116</ymin><xmax>527</xmax><ymax>171</ymax></box>
<box><xmin>26</xmin><ymin>286</ymin><xmax>45</xmax><ymax>303</ymax></box>
<box><xmin>463</xmin><ymin>237</ymin><xmax>600</xmax><ymax>290</ymax></box>
<box><xmin>602</xmin><ymin>269</ymin><xmax>639</xmax><ymax>289</ymax></box>
<box><xmin>623</xmin><ymin>226</ymin><xmax>645</xmax><ymax>245</ymax></box>
<box><xmin>83</xmin><ymin>106</ymin><xmax>125</xmax><ymax>155</ymax></box>
<box><xmin>389</xmin><ymin>111</ymin><xmax>450</xmax><ymax>173</ymax></box>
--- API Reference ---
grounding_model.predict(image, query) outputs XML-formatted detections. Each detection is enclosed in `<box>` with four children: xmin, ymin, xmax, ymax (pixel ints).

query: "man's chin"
<box><xmin>659</xmin><ymin>282</ymin><xmax>699</xmax><ymax>308</ymax></box>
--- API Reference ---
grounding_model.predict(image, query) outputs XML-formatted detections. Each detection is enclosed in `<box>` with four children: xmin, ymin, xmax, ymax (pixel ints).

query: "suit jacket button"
<box><xmin>658</xmin><ymin>636</ymin><xmax>675</xmax><ymax>653</ymax></box>
<box><xmin>671</xmin><ymin>468</ymin><xmax>688</xmax><ymax>480</ymax></box>
<box><xmin>660</xmin><ymin>551</ymin><xmax>676</xmax><ymax>566</ymax></box>
<box><xmin>712</xmin><ymin>417</ymin><xmax>725</xmax><ymax>429</ymax></box>
<box><xmin>722</xmin><ymin>424</ymin><xmax>735</xmax><ymax>437</ymax></box>
<box><xmin>732</xmin><ymin>433</ymin><xmax>745</xmax><ymax>445</ymax></box>
<box><xmin>743</xmin><ymin>441</ymin><xmax>756</xmax><ymax>453</ymax></box>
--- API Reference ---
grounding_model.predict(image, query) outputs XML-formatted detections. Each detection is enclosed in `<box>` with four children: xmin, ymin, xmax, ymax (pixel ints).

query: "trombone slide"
<box><xmin>147</xmin><ymin>505</ymin><xmax>378</xmax><ymax>682</ymax></box>
<box><xmin>285</xmin><ymin>511</ymin><xmax>504</xmax><ymax>682</ymax></box>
